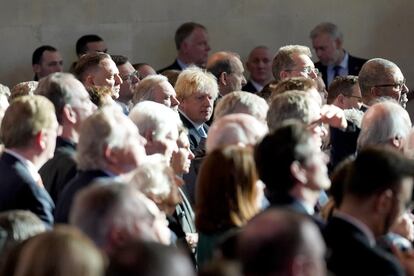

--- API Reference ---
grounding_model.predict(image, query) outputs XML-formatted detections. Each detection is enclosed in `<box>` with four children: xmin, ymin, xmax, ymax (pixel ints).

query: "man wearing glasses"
<box><xmin>272</xmin><ymin>45</ymin><xmax>319</xmax><ymax>82</ymax></box>
<box><xmin>359</xmin><ymin>58</ymin><xmax>409</xmax><ymax>109</ymax></box>
<box><xmin>112</xmin><ymin>55</ymin><xmax>141</xmax><ymax>113</ymax></box>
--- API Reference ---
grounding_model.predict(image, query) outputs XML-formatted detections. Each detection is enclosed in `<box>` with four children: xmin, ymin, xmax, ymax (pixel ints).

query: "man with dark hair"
<box><xmin>74</xmin><ymin>52</ymin><xmax>122</xmax><ymax>100</ymax></box>
<box><xmin>158</xmin><ymin>22</ymin><xmax>210</xmax><ymax>73</ymax></box>
<box><xmin>75</xmin><ymin>34</ymin><xmax>107</xmax><ymax>58</ymax></box>
<box><xmin>255</xmin><ymin>121</ymin><xmax>330</xmax><ymax>225</ymax></box>
<box><xmin>206</xmin><ymin>51</ymin><xmax>247</xmax><ymax>97</ymax></box>
<box><xmin>37</xmin><ymin>73</ymin><xmax>96</xmax><ymax>202</ymax></box>
<box><xmin>324</xmin><ymin>146</ymin><xmax>414</xmax><ymax>275</ymax></box>
<box><xmin>327</xmin><ymin>75</ymin><xmax>362</xmax><ymax>109</ymax></box>
<box><xmin>32</xmin><ymin>45</ymin><xmax>63</xmax><ymax>81</ymax></box>
<box><xmin>111</xmin><ymin>55</ymin><xmax>140</xmax><ymax>111</ymax></box>
<box><xmin>310</xmin><ymin>22</ymin><xmax>366</xmax><ymax>86</ymax></box>
<box><xmin>239</xmin><ymin>209</ymin><xmax>327</xmax><ymax>276</ymax></box>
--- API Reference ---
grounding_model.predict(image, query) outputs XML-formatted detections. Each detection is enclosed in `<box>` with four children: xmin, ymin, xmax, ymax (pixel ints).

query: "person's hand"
<box><xmin>320</xmin><ymin>104</ymin><xmax>347</xmax><ymax>130</ymax></box>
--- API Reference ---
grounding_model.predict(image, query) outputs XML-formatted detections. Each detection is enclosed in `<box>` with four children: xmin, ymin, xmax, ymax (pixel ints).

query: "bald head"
<box><xmin>206</xmin><ymin>113</ymin><xmax>268</xmax><ymax>153</ymax></box>
<box><xmin>358</xmin><ymin>58</ymin><xmax>407</xmax><ymax>106</ymax></box>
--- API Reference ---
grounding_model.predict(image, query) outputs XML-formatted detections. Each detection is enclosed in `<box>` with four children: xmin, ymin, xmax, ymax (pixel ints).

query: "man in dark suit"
<box><xmin>310</xmin><ymin>22</ymin><xmax>367</xmax><ymax>86</ymax></box>
<box><xmin>0</xmin><ymin>95</ymin><xmax>59</xmax><ymax>228</ymax></box>
<box><xmin>243</xmin><ymin>46</ymin><xmax>273</xmax><ymax>93</ymax></box>
<box><xmin>175</xmin><ymin>66</ymin><xmax>219</xmax><ymax>153</ymax></box>
<box><xmin>38</xmin><ymin>73</ymin><xmax>97</xmax><ymax>202</ymax></box>
<box><xmin>324</xmin><ymin>147</ymin><xmax>414</xmax><ymax>275</ymax></box>
<box><xmin>158</xmin><ymin>22</ymin><xmax>210</xmax><ymax>73</ymax></box>
<box><xmin>255</xmin><ymin>121</ymin><xmax>331</xmax><ymax>228</ymax></box>
<box><xmin>54</xmin><ymin>106</ymin><xmax>147</xmax><ymax>223</ymax></box>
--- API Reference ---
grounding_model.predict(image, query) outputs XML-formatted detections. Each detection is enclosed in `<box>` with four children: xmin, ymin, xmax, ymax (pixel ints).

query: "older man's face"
<box><xmin>179</xmin><ymin>91</ymin><xmax>215</xmax><ymax>124</ymax></box>
<box><xmin>283</xmin><ymin>53</ymin><xmax>318</xmax><ymax>80</ymax></box>
<box><xmin>374</xmin><ymin>69</ymin><xmax>408</xmax><ymax>108</ymax></box>
<box><xmin>312</xmin><ymin>33</ymin><xmax>341</xmax><ymax>66</ymax></box>
<box><xmin>92</xmin><ymin>58</ymin><xmax>123</xmax><ymax>99</ymax></box>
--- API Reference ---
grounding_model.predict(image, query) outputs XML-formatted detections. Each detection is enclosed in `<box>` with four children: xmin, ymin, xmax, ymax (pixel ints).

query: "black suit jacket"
<box><xmin>242</xmin><ymin>80</ymin><xmax>259</xmax><ymax>93</ymax></box>
<box><xmin>157</xmin><ymin>59</ymin><xmax>183</xmax><ymax>74</ymax></box>
<box><xmin>0</xmin><ymin>152</ymin><xmax>54</xmax><ymax>228</ymax></box>
<box><xmin>54</xmin><ymin>169</ymin><xmax>111</xmax><ymax>224</ymax></box>
<box><xmin>39</xmin><ymin>137</ymin><xmax>77</xmax><ymax>203</ymax></box>
<box><xmin>324</xmin><ymin>216</ymin><xmax>404</xmax><ymax>276</ymax></box>
<box><xmin>179</xmin><ymin>112</ymin><xmax>208</xmax><ymax>153</ymax></box>
<box><xmin>315</xmin><ymin>54</ymin><xmax>367</xmax><ymax>86</ymax></box>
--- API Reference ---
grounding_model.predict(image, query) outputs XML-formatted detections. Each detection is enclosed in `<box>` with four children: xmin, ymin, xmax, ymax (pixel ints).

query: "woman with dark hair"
<box><xmin>195</xmin><ymin>145</ymin><xmax>260</xmax><ymax>267</ymax></box>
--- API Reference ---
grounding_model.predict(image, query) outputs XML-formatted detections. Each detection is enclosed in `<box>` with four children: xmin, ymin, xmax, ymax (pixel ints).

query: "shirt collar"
<box><xmin>176</xmin><ymin>59</ymin><xmax>189</xmax><ymax>70</ymax></box>
<box><xmin>4</xmin><ymin>149</ymin><xmax>41</xmax><ymax>182</ymax></box>
<box><xmin>250</xmin><ymin>79</ymin><xmax>264</xmax><ymax>92</ymax></box>
<box><xmin>178</xmin><ymin>110</ymin><xmax>203</xmax><ymax>130</ymax></box>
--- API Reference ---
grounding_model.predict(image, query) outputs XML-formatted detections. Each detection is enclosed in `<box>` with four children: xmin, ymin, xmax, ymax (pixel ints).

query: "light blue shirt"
<box><xmin>327</xmin><ymin>52</ymin><xmax>349</xmax><ymax>86</ymax></box>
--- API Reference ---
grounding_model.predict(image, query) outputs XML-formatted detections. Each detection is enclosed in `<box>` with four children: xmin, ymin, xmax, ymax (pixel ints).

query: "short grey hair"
<box><xmin>129</xmin><ymin>101</ymin><xmax>180</xmax><ymax>141</ymax></box>
<box><xmin>310</xmin><ymin>22</ymin><xmax>343</xmax><ymax>41</ymax></box>
<box><xmin>70</xmin><ymin>180</ymin><xmax>158</xmax><ymax>249</ymax></box>
<box><xmin>131</xmin><ymin>74</ymin><xmax>170</xmax><ymax>106</ymax></box>
<box><xmin>357</xmin><ymin>100</ymin><xmax>412</xmax><ymax>151</ymax></box>
<box><xmin>214</xmin><ymin>91</ymin><xmax>269</xmax><ymax>123</ymax></box>
<box><xmin>76</xmin><ymin>106</ymin><xmax>138</xmax><ymax>170</ymax></box>
<box><xmin>267</xmin><ymin>90</ymin><xmax>318</xmax><ymax>132</ymax></box>
<box><xmin>272</xmin><ymin>45</ymin><xmax>312</xmax><ymax>81</ymax></box>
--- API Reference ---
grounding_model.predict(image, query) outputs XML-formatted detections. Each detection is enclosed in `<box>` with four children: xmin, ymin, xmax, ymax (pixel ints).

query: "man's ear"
<box><xmin>376</xmin><ymin>189</ymin><xmax>393</xmax><ymax>214</ymax></box>
<box><xmin>290</xmin><ymin>160</ymin><xmax>307</xmax><ymax>184</ymax></box>
<box><xmin>219</xmin><ymin>72</ymin><xmax>228</xmax><ymax>86</ymax></box>
<box><xmin>62</xmin><ymin>104</ymin><xmax>77</xmax><ymax>124</ymax></box>
<box><xmin>370</xmin><ymin>86</ymin><xmax>382</xmax><ymax>98</ymax></box>
<box><xmin>279</xmin><ymin>70</ymin><xmax>289</xmax><ymax>80</ymax></box>
<box><xmin>84</xmin><ymin>74</ymin><xmax>95</xmax><ymax>87</ymax></box>
<box><xmin>32</xmin><ymin>64</ymin><xmax>41</xmax><ymax>74</ymax></box>
<box><xmin>335</xmin><ymin>37</ymin><xmax>343</xmax><ymax>49</ymax></box>
<box><xmin>34</xmin><ymin>130</ymin><xmax>46</xmax><ymax>150</ymax></box>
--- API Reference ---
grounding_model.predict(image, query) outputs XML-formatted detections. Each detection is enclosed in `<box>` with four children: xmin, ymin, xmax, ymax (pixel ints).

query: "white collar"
<box><xmin>4</xmin><ymin>149</ymin><xmax>41</xmax><ymax>182</ymax></box>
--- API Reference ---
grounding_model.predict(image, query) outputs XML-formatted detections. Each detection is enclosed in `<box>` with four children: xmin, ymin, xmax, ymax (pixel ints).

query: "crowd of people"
<box><xmin>0</xmin><ymin>21</ymin><xmax>413</xmax><ymax>276</ymax></box>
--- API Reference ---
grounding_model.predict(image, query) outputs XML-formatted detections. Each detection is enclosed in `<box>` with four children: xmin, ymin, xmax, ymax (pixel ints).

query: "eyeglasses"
<box><xmin>122</xmin><ymin>70</ymin><xmax>141</xmax><ymax>84</ymax></box>
<box><xmin>373</xmin><ymin>79</ymin><xmax>406</xmax><ymax>91</ymax></box>
<box><xmin>285</xmin><ymin>66</ymin><xmax>319</xmax><ymax>75</ymax></box>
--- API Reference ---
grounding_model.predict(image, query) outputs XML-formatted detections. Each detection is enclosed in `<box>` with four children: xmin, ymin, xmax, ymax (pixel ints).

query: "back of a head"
<box><xmin>346</xmin><ymin>146</ymin><xmax>414</xmax><ymax>198</ymax></box>
<box><xmin>14</xmin><ymin>225</ymin><xmax>104</xmax><ymax>276</ymax></box>
<box><xmin>175</xmin><ymin>66</ymin><xmax>218</xmax><ymax>101</ymax></box>
<box><xmin>270</xmin><ymin>77</ymin><xmax>317</xmax><ymax>101</ymax></box>
<box><xmin>76</xmin><ymin>105</ymin><xmax>131</xmax><ymax>170</ymax></box>
<box><xmin>107</xmin><ymin>240</ymin><xmax>195</xmax><ymax>276</ymax></box>
<box><xmin>255</xmin><ymin>121</ymin><xmax>312</xmax><ymax>197</ymax></box>
<box><xmin>267</xmin><ymin>90</ymin><xmax>316</xmax><ymax>132</ymax></box>
<box><xmin>272</xmin><ymin>45</ymin><xmax>312</xmax><ymax>81</ymax></box>
<box><xmin>239</xmin><ymin>208</ymin><xmax>325</xmax><ymax>276</ymax></box>
<box><xmin>76</xmin><ymin>34</ymin><xmax>104</xmax><ymax>57</ymax></box>
<box><xmin>1</xmin><ymin>95</ymin><xmax>56</xmax><ymax>149</ymax></box>
<box><xmin>175</xmin><ymin>22</ymin><xmax>206</xmax><ymax>50</ymax></box>
<box><xmin>357</xmin><ymin>100</ymin><xmax>411</xmax><ymax>151</ymax></box>
<box><xmin>206</xmin><ymin>113</ymin><xmax>268</xmax><ymax>153</ymax></box>
<box><xmin>0</xmin><ymin>211</ymin><xmax>46</xmax><ymax>257</ymax></box>
<box><xmin>70</xmin><ymin>180</ymin><xmax>156</xmax><ymax>249</ymax></box>
<box><xmin>110</xmin><ymin>54</ymin><xmax>128</xmax><ymax>66</ymax></box>
<box><xmin>206</xmin><ymin>51</ymin><xmax>235</xmax><ymax>79</ymax></box>
<box><xmin>213</xmin><ymin>91</ymin><xmax>269</xmax><ymax>123</ymax></box>
<box><xmin>10</xmin><ymin>81</ymin><xmax>38</xmax><ymax>101</ymax></box>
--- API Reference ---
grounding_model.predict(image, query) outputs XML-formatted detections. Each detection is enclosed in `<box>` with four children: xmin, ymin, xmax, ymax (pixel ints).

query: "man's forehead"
<box><xmin>99</xmin><ymin>58</ymin><xmax>118</xmax><ymax>73</ymax></box>
<box><xmin>291</xmin><ymin>53</ymin><xmax>313</xmax><ymax>67</ymax></box>
<box><xmin>42</xmin><ymin>50</ymin><xmax>62</xmax><ymax>61</ymax></box>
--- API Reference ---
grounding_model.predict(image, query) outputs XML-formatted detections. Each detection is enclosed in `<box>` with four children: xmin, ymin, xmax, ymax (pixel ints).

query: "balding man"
<box><xmin>310</xmin><ymin>22</ymin><xmax>367</xmax><ymax>86</ymax></box>
<box><xmin>272</xmin><ymin>45</ymin><xmax>319</xmax><ymax>82</ymax></box>
<box><xmin>359</xmin><ymin>58</ymin><xmax>408</xmax><ymax>109</ymax></box>
<box><xmin>158</xmin><ymin>22</ymin><xmax>210</xmax><ymax>72</ymax></box>
<box><xmin>243</xmin><ymin>46</ymin><xmax>273</xmax><ymax>93</ymax></box>
<box><xmin>206</xmin><ymin>51</ymin><xmax>247</xmax><ymax>97</ymax></box>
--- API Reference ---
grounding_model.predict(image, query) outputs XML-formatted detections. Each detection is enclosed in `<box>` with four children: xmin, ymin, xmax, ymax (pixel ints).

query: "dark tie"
<box><xmin>333</xmin><ymin>65</ymin><xmax>341</xmax><ymax>78</ymax></box>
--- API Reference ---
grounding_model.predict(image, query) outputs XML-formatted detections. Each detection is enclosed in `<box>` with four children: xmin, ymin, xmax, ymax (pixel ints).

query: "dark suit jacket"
<box><xmin>315</xmin><ymin>53</ymin><xmax>367</xmax><ymax>86</ymax></box>
<box><xmin>39</xmin><ymin>137</ymin><xmax>77</xmax><ymax>203</ymax></box>
<box><xmin>242</xmin><ymin>80</ymin><xmax>259</xmax><ymax>93</ymax></box>
<box><xmin>324</xmin><ymin>216</ymin><xmax>404</xmax><ymax>276</ymax></box>
<box><xmin>54</xmin><ymin>169</ymin><xmax>111</xmax><ymax>224</ymax></box>
<box><xmin>157</xmin><ymin>59</ymin><xmax>183</xmax><ymax>74</ymax></box>
<box><xmin>0</xmin><ymin>152</ymin><xmax>54</xmax><ymax>228</ymax></box>
<box><xmin>179</xmin><ymin>112</ymin><xmax>208</xmax><ymax>153</ymax></box>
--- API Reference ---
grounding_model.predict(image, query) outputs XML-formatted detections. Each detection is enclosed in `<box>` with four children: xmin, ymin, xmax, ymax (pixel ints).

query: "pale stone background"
<box><xmin>0</xmin><ymin>0</ymin><xmax>412</xmax><ymax>97</ymax></box>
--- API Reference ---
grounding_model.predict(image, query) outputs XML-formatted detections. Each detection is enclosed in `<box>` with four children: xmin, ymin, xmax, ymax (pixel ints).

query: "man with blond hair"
<box><xmin>175</xmin><ymin>66</ymin><xmax>219</xmax><ymax>152</ymax></box>
<box><xmin>131</xmin><ymin>75</ymin><xmax>180</xmax><ymax>111</ymax></box>
<box><xmin>0</xmin><ymin>95</ymin><xmax>58</xmax><ymax>227</ymax></box>
<box><xmin>272</xmin><ymin>45</ymin><xmax>319</xmax><ymax>81</ymax></box>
